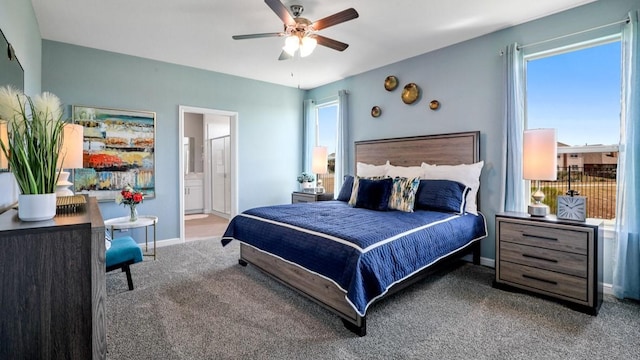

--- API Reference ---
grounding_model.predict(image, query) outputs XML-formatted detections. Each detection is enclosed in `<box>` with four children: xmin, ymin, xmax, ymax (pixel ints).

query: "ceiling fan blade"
<box><xmin>278</xmin><ymin>50</ymin><xmax>293</xmax><ymax>61</ymax></box>
<box><xmin>312</xmin><ymin>8</ymin><xmax>359</xmax><ymax>31</ymax></box>
<box><xmin>315</xmin><ymin>35</ymin><xmax>349</xmax><ymax>52</ymax></box>
<box><xmin>264</xmin><ymin>0</ymin><xmax>295</xmax><ymax>25</ymax></box>
<box><xmin>232</xmin><ymin>32</ymin><xmax>284</xmax><ymax>40</ymax></box>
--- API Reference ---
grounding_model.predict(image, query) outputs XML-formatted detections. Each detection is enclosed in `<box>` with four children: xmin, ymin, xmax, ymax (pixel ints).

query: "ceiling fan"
<box><xmin>232</xmin><ymin>0</ymin><xmax>359</xmax><ymax>60</ymax></box>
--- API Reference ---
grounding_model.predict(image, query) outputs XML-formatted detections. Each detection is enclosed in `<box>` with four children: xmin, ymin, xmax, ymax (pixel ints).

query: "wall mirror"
<box><xmin>184</xmin><ymin>137</ymin><xmax>195</xmax><ymax>174</ymax></box>
<box><xmin>0</xmin><ymin>28</ymin><xmax>24</xmax><ymax>91</ymax></box>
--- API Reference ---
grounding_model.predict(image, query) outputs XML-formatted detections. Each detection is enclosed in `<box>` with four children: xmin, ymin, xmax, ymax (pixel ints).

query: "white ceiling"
<box><xmin>30</xmin><ymin>0</ymin><xmax>595</xmax><ymax>90</ymax></box>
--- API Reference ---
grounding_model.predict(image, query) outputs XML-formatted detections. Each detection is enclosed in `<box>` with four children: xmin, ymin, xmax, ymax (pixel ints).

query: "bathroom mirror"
<box><xmin>183</xmin><ymin>137</ymin><xmax>195</xmax><ymax>174</ymax></box>
<box><xmin>0</xmin><ymin>28</ymin><xmax>24</xmax><ymax>91</ymax></box>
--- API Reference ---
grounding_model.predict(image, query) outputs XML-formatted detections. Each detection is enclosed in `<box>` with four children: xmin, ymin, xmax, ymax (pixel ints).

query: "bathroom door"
<box><xmin>210</xmin><ymin>136</ymin><xmax>230</xmax><ymax>214</ymax></box>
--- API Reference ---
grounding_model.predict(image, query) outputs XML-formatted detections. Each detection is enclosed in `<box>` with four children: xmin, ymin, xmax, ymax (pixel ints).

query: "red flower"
<box><xmin>117</xmin><ymin>185</ymin><xmax>144</xmax><ymax>206</ymax></box>
<box><xmin>132</xmin><ymin>193</ymin><xmax>143</xmax><ymax>203</ymax></box>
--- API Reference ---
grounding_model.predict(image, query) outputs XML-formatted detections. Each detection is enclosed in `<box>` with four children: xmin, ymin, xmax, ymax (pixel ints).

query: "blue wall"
<box><xmin>1</xmin><ymin>0</ymin><xmax>637</xmax><ymax>278</ymax></box>
<box><xmin>41</xmin><ymin>41</ymin><xmax>304</xmax><ymax>241</ymax></box>
<box><xmin>307</xmin><ymin>0</ymin><xmax>635</xmax><ymax>279</ymax></box>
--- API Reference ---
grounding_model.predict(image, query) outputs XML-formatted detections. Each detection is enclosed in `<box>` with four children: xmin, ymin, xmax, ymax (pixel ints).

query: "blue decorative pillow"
<box><xmin>388</xmin><ymin>177</ymin><xmax>421</xmax><ymax>212</ymax></box>
<box><xmin>415</xmin><ymin>179</ymin><xmax>470</xmax><ymax>214</ymax></box>
<box><xmin>348</xmin><ymin>175</ymin><xmax>388</xmax><ymax>206</ymax></box>
<box><xmin>336</xmin><ymin>175</ymin><xmax>355</xmax><ymax>202</ymax></box>
<box><xmin>354</xmin><ymin>178</ymin><xmax>393</xmax><ymax>211</ymax></box>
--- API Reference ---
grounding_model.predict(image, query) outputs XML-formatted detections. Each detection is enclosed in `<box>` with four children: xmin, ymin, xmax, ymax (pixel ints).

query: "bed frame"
<box><xmin>238</xmin><ymin>131</ymin><xmax>481</xmax><ymax>336</ymax></box>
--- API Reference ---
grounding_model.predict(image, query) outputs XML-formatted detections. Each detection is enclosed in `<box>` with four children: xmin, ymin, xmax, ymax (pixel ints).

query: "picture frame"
<box><xmin>72</xmin><ymin>105</ymin><xmax>156</xmax><ymax>202</ymax></box>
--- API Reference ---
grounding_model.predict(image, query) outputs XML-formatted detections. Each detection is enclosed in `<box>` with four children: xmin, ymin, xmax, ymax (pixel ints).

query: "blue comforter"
<box><xmin>222</xmin><ymin>201</ymin><xmax>487</xmax><ymax>316</ymax></box>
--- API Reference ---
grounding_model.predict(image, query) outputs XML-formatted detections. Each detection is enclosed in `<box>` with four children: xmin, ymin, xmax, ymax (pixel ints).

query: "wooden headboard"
<box><xmin>354</xmin><ymin>131</ymin><xmax>480</xmax><ymax>168</ymax></box>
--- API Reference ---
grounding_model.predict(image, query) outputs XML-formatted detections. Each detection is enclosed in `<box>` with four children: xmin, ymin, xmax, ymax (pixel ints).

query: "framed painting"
<box><xmin>72</xmin><ymin>105</ymin><xmax>156</xmax><ymax>201</ymax></box>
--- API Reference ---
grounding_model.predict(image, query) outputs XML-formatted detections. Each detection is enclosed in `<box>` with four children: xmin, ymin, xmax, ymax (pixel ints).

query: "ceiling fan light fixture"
<box><xmin>283</xmin><ymin>35</ymin><xmax>299</xmax><ymax>56</ymax></box>
<box><xmin>299</xmin><ymin>36</ymin><xmax>317</xmax><ymax>57</ymax></box>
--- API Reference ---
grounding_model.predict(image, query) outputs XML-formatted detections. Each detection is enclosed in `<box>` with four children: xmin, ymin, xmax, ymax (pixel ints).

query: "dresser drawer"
<box><xmin>499</xmin><ymin>221</ymin><xmax>588</xmax><ymax>255</ymax></box>
<box><xmin>499</xmin><ymin>261</ymin><xmax>588</xmax><ymax>302</ymax></box>
<box><xmin>500</xmin><ymin>241</ymin><xmax>587</xmax><ymax>278</ymax></box>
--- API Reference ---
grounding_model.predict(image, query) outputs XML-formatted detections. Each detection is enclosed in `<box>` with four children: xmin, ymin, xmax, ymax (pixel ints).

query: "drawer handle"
<box><xmin>522</xmin><ymin>253</ymin><xmax>558</xmax><ymax>263</ymax></box>
<box><xmin>522</xmin><ymin>233</ymin><xmax>558</xmax><ymax>242</ymax></box>
<box><xmin>522</xmin><ymin>274</ymin><xmax>557</xmax><ymax>285</ymax></box>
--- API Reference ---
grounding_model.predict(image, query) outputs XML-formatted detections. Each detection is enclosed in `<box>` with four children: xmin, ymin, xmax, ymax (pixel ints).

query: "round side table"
<box><xmin>104</xmin><ymin>215</ymin><xmax>158</xmax><ymax>260</ymax></box>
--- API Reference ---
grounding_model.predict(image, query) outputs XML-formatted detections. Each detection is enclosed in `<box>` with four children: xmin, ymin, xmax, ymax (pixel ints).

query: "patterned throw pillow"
<box><xmin>388</xmin><ymin>177</ymin><xmax>421</xmax><ymax>212</ymax></box>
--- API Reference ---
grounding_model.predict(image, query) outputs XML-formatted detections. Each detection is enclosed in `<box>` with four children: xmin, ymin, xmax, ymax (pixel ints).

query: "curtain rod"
<box><xmin>518</xmin><ymin>16</ymin><xmax>629</xmax><ymax>51</ymax></box>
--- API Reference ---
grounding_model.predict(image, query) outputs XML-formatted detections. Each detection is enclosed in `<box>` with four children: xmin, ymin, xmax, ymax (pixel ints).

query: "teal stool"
<box><xmin>106</xmin><ymin>236</ymin><xmax>144</xmax><ymax>290</ymax></box>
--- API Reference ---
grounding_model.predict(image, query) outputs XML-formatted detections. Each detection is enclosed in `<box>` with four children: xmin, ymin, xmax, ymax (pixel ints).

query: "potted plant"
<box><xmin>297</xmin><ymin>172</ymin><xmax>315</xmax><ymax>190</ymax></box>
<box><xmin>0</xmin><ymin>86</ymin><xmax>66</xmax><ymax>221</ymax></box>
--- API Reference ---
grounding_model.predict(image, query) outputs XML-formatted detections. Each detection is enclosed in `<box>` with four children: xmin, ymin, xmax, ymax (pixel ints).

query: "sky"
<box><xmin>526</xmin><ymin>40</ymin><xmax>621</xmax><ymax>147</ymax></box>
<box><xmin>317</xmin><ymin>104</ymin><xmax>338</xmax><ymax>154</ymax></box>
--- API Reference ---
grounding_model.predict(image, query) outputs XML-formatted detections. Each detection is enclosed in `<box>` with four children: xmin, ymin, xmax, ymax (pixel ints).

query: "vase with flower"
<box><xmin>115</xmin><ymin>185</ymin><xmax>144</xmax><ymax>221</ymax></box>
<box><xmin>297</xmin><ymin>172</ymin><xmax>315</xmax><ymax>191</ymax></box>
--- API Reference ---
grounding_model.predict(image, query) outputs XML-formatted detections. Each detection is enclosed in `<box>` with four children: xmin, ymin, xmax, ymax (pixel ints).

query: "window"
<box><xmin>525</xmin><ymin>37</ymin><xmax>621</xmax><ymax>220</ymax></box>
<box><xmin>314</xmin><ymin>101</ymin><xmax>338</xmax><ymax>193</ymax></box>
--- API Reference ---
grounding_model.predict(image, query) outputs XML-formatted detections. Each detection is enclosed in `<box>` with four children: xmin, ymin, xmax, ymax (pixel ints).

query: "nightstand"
<box><xmin>291</xmin><ymin>191</ymin><xmax>334</xmax><ymax>204</ymax></box>
<box><xmin>494</xmin><ymin>212</ymin><xmax>603</xmax><ymax>315</ymax></box>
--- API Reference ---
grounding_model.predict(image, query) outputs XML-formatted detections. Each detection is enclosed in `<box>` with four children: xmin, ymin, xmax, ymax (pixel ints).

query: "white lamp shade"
<box><xmin>523</xmin><ymin>128</ymin><xmax>557</xmax><ymax>181</ymax></box>
<box><xmin>312</xmin><ymin>146</ymin><xmax>328</xmax><ymax>174</ymax></box>
<box><xmin>299</xmin><ymin>36</ymin><xmax>317</xmax><ymax>57</ymax></box>
<box><xmin>58</xmin><ymin>123</ymin><xmax>84</xmax><ymax>169</ymax></box>
<box><xmin>283</xmin><ymin>35</ymin><xmax>300</xmax><ymax>56</ymax></box>
<box><xmin>0</xmin><ymin>121</ymin><xmax>7</xmax><ymax>169</ymax></box>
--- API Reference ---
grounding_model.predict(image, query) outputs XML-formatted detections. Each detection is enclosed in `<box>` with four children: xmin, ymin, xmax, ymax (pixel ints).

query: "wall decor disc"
<box><xmin>371</xmin><ymin>106</ymin><xmax>382</xmax><ymax>117</ymax></box>
<box><xmin>401</xmin><ymin>83</ymin><xmax>420</xmax><ymax>104</ymax></box>
<box><xmin>384</xmin><ymin>76</ymin><xmax>398</xmax><ymax>91</ymax></box>
<box><xmin>429</xmin><ymin>100</ymin><xmax>440</xmax><ymax>110</ymax></box>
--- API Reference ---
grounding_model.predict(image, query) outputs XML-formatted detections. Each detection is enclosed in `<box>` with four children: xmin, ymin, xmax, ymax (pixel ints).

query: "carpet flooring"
<box><xmin>106</xmin><ymin>239</ymin><xmax>640</xmax><ymax>360</ymax></box>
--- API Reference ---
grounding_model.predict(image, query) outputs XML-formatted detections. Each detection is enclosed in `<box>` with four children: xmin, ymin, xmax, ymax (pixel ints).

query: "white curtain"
<box><xmin>334</xmin><ymin>90</ymin><xmax>349</xmax><ymax>194</ymax></box>
<box><xmin>613</xmin><ymin>10</ymin><xmax>640</xmax><ymax>300</ymax></box>
<box><xmin>302</xmin><ymin>99</ymin><xmax>316</xmax><ymax>173</ymax></box>
<box><xmin>500</xmin><ymin>43</ymin><xmax>526</xmax><ymax>212</ymax></box>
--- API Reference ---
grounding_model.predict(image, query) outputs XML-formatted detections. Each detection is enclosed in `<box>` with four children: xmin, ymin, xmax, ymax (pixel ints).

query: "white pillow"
<box><xmin>421</xmin><ymin>161</ymin><xmax>484</xmax><ymax>215</ymax></box>
<box><xmin>356</xmin><ymin>160</ymin><xmax>390</xmax><ymax>177</ymax></box>
<box><xmin>386</xmin><ymin>164</ymin><xmax>424</xmax><ymax>179</ymax></box>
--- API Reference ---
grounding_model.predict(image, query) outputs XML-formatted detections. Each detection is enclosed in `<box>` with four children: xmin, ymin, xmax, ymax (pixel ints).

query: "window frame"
<box><xmin>523</xmin><ymin>33</ymin><xmax>621</xmax><ymax>226</ymax></box>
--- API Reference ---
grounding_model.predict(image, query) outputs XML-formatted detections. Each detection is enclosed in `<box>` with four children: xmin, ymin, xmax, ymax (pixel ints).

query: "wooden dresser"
<box><xmin>494</xmin><ymin>212</ymin><xmax>603</xmax><ymax>315</ymax></box>
<box><xmin>0</xmin><ymin>197</ymin><xmax>106</xmax><ymax>359</ymax></box>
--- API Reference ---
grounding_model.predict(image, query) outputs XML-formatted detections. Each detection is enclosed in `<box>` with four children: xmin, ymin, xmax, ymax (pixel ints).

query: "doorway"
<box><xmin>178</xmin><ymin>106</ymin><xmax>238</xmax><ymax>242</ymax></box>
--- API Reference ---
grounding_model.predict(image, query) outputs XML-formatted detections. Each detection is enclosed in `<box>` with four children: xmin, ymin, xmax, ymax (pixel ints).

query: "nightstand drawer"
<box><xmin>291</xmin><ymin>192</ymin><xmax>334</xmax><ymax>204</ymax></box>
<box><xmin>500</xmin><ymin>241</ymin><xmax>587</xmax><ymax>278</ymax></box>
<box><xmin>292</xmin><ymin>193</ymin><xmax>316</xmax><ymax>203</ymax></box>
<box><xmin>499</xmin><ymin>261</ymin><xmax>587</xmax><ymax>302</ymax></box>
<box><xmin>499</xmin><ymin>221</ymin><xmax>588</xmax><ymax>255</ymax></box>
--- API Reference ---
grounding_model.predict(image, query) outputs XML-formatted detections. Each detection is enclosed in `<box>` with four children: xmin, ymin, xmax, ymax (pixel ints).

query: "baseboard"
<box><xmin>151</xmin><ymin>237</ymin><xmax>182</xmax><ymax>248</ymax></box>
<box><xmin>462</xmin><ymin>254</ymin><xmax>495</xmax><ymax>268</ymax></box>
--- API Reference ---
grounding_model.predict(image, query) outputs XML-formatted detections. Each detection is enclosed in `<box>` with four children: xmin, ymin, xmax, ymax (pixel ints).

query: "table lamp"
<box><xmin>312</xmin><ymin>146</ymin><xmax>328</xmax><ymax>194</ymax></box>
<box><xmin>523</xmin><ymin>128</ymin><xmax>557</xmax><ymax>217</ymax></box>
<box><xmin>0</xmin><ymin>121</ymin><xmax>8</xmax><ymax>171</ymax></box>
<box><xmin>56</xmin><ymin>123</ymin><xmax>84</xmax><ymax>197</ymax></box>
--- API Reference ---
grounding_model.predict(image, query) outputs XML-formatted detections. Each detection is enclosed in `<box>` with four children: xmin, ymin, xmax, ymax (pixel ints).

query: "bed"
<box><xmin>222</xmin><ymin>131</ymin><xmax>487</xmax><ymax>336</ymax></box>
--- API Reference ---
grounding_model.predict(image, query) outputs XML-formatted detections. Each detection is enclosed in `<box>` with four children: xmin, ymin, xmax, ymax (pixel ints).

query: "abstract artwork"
<box><xmin>72</xmin><ymin>105</ymin><xmax>156</xmax><ymax>201</ymax></box>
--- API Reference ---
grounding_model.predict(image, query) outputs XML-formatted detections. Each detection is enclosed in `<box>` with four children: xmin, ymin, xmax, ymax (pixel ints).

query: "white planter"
<box><xmin>18</xmin><ymin>193</ymin><xmax>57</xmax><ymax>221</ymax></box>
<box><xmin>301</xmin><ymin>181</ymin><xmax>314</xmax><ymax>190</ymax></box>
